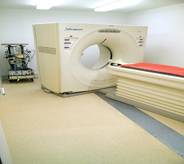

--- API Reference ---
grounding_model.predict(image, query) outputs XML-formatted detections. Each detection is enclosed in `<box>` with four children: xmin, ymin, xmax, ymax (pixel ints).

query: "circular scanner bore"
<box><xmin>81</xmin><ymin>44</ymin><xmax>112</xmax><ymax>70</ymax></box>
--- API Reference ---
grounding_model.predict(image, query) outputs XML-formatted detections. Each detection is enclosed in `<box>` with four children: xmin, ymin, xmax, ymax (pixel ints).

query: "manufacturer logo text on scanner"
<box><xmin>65</xmin><ymin>28</ymin><xmax>83</xmax><ymax>31</ymax></box>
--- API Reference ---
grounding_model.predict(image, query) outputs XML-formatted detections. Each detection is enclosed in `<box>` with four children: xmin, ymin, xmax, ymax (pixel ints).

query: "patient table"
<box><xmin>108</xmin><ymin>63</ymin><xmax>184</xmax><ymax>122</ymax></box>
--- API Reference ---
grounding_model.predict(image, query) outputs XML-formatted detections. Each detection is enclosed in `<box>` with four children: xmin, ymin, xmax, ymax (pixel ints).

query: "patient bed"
<box><xmin>108</xmin><ymin>63</ymin><xmax>184</xmax><ymax>122</ymax></box>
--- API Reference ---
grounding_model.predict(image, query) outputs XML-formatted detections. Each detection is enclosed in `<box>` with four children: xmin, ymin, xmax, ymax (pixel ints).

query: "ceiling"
<box><xmin>0</xmin><ymin>0</ymin><xmax>184</xmax><ymax>13</ymax></box>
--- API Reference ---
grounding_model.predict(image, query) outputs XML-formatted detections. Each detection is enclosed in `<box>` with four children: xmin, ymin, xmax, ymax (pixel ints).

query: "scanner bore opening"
<box><xmin>81</xmin><ymin>44</ymin><xmax>112</xmax><ymax>70</ymax></box>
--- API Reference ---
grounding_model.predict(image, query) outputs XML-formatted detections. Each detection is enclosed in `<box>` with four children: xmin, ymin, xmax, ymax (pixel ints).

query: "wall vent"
<box><xmin>38</xmin><ymin>46</ymin><xmax>56</xmax><ymax>55</ymax></box>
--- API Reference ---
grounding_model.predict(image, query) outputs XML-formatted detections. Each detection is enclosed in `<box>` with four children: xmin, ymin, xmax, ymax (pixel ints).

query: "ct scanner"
<box><xmin>33</xmin><ymin>23</ymin><xmax>148</xmax><ymax>94</ymax></box>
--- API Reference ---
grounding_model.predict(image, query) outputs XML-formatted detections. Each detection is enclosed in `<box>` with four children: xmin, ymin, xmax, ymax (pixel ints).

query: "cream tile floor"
<box><xmin>0</xmin><ymin>79</ymin><xmax>184</xmax><ymax>164</ymax></box>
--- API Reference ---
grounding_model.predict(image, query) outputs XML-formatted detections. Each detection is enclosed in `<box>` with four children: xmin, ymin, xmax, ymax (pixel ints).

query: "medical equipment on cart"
<box><xmin>1</xmin><ymin>43</ymin><xmax>35</xmax><ymax>82</ymax></box>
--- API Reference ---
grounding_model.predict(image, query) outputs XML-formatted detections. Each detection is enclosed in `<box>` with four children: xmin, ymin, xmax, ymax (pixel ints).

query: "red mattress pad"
<box><xmin>120</xmin><ymin>63</ymin><xmax>184</xmax><ymax>77</ymax></box>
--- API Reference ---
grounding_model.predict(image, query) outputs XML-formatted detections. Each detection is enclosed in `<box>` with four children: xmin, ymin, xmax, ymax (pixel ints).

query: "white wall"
<box><xmin>0</xmin><ymin>8</ymin><xmax>127</xmax><ymax>75</ymax></box>
<box><xmin>1</xmin><ymin>4</ymin><xmax>184</xmax><ymax>76</ymax></box>
<box><xmin>126</xmin><ymin>3</ymin><xmax>184</xmax><ymax>67</ymax></box>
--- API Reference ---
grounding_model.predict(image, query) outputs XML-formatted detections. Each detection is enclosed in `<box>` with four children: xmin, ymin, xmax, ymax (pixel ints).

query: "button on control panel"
<box><xmin>136</xmin><ymin>37</ymin><xmax>144</xmax><ymax>47</ymax></box>
<box><xmin>64</xmin><ymin>38</ymin><xmax>77</xmax><ymax>51</ymax></box>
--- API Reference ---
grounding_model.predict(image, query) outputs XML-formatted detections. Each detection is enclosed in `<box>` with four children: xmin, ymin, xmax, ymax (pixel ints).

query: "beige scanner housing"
<box><xmin>33</xmin><ymin>23</ymin><xmax>148</xmax><ymax>94</ymax></box>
